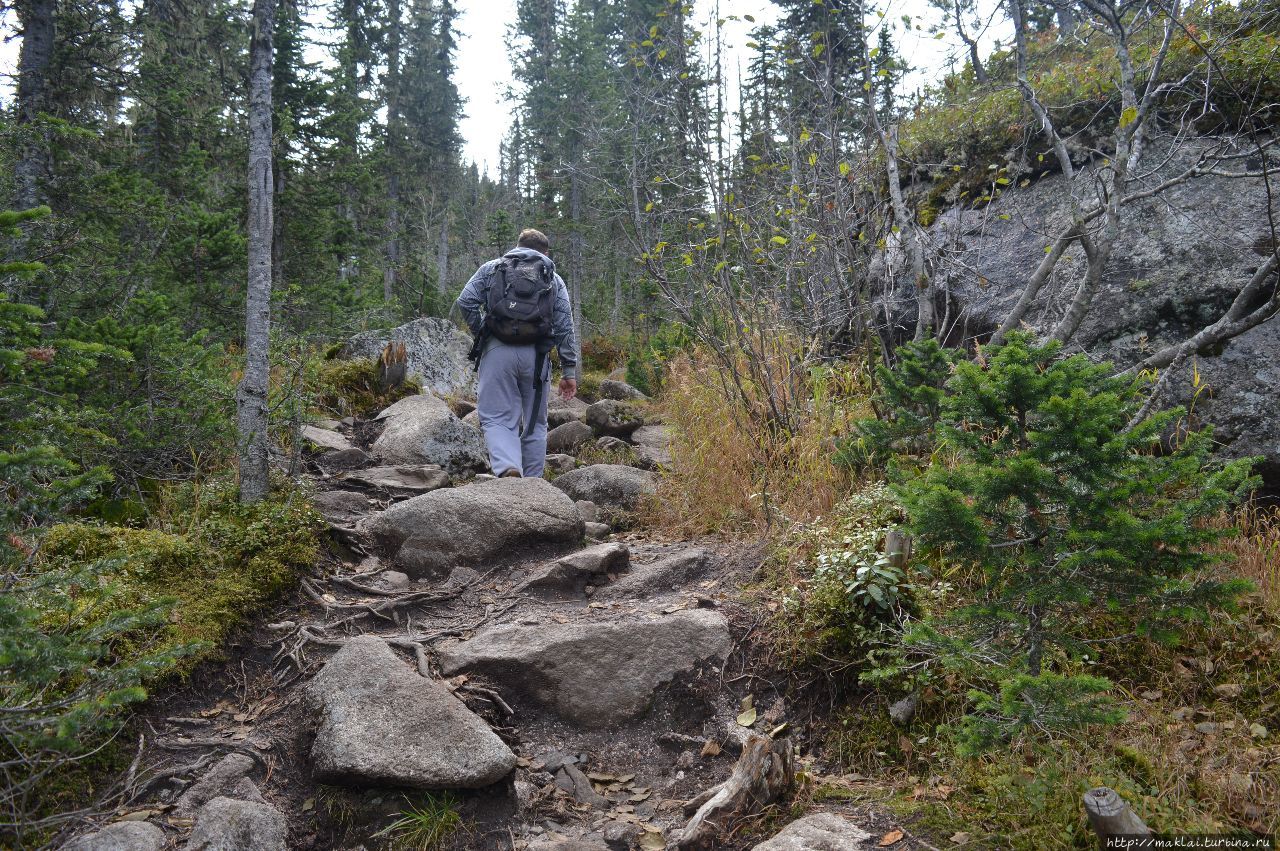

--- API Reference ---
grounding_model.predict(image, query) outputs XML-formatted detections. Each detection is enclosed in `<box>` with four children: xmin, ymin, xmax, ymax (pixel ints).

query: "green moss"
<box><xmin>41</xmin><ymin>477</ymin><xmax>321</xmax><ymax>676</ymax></box>
<box><xmin>312</xmin><ymin>356</ymin><xmax>422</xmax><ymax>419</ymax></box>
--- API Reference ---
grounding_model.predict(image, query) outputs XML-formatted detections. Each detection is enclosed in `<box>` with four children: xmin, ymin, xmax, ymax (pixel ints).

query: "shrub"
<box><xmin>897</xmin><ymin>333</ymin><xmax>1258</xmax><ymax>751</ymax></box>
<box><xmin>310</xmin><ymin>355</ymin><xmax>421</xmax><ymax>419</ymax></box>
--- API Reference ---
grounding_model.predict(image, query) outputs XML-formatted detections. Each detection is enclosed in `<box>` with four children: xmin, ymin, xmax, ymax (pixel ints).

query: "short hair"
<box><xmin>517</xmin><ymin>228</ymin><xmax>550</xmax><ymax>254</ymax></box>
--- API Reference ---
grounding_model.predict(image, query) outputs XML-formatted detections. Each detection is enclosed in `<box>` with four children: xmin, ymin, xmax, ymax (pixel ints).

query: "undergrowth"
<box><xmin>646</xmin><ymin>346</ymin><xmax>870</xmax><ymax>535</ymax></box>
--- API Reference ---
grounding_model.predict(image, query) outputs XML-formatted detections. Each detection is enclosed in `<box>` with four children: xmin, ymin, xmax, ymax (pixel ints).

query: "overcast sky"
<box><xmin>0</xmin><ymin>0</ymin><xmax>1000</xmax><ymax>174</ymax></box>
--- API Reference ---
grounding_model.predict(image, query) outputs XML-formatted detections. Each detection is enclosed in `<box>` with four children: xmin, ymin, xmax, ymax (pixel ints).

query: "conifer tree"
<box><xmin>897</xmin><ymin>333</ymin><xmax>1258</xmax><ymax>751</ymax></box>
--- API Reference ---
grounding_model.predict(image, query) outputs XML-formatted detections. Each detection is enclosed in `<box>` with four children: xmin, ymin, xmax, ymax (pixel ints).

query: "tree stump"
<box><xmin>377</xmin><ymin>341</ymin><xmax>408</xmax><ymax>391</ymax></box>
<box><xmin>674</xmin><ymin>733</ymin><xmax>793</xmax><ymax>849</ymax></box>
<box><xmin>885</xmin><ymin>529</ymin><xmax>912</xmax><ymax>568</ymax></box>
<box><xmin>1083</xmin><ymin>786</ymin><xmax>1151</xmax><ymax>842</ymax></box>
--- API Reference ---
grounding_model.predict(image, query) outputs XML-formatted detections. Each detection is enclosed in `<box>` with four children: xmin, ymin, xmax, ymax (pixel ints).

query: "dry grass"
<box><xmin>644</xmin><ymin>345</ymin><xmax>871</xmax><ymax>537</ymax></box>
<box><xmin>1216</xmin><ymin>502</ymin><xmax>1280</xmax><ymax>612</ymax></box>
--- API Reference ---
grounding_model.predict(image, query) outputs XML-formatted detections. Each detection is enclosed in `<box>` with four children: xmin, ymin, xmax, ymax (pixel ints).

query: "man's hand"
<box><xmin>558</xmin><ymin>377</ymin><xmax>578</xmax><ymax>401</ymax></box>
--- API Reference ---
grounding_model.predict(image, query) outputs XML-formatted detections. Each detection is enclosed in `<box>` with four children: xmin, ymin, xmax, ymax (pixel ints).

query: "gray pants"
<box><xmin>476</xmin><ymin>340</ymin><xmax>550</xmax><ymax>477</ymax></box>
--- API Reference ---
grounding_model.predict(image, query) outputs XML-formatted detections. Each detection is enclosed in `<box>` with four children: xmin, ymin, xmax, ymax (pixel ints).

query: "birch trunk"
<box><xmin>237</xmin><ymin>0</ymin><xmax>276</xmax><ymax>504</ymax></box>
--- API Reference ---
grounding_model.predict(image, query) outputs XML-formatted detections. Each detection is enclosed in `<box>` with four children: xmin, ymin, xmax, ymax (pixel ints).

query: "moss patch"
<box><xmin>42</xmin><ymin>477</ymin><xmax>321</xmax><ymax>675</ymax></box>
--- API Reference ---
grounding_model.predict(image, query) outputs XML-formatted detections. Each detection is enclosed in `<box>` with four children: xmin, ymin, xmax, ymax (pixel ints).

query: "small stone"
<box><xmin>1249</xmin><ymin>722</ymin><xmax>1268</xmax><ymax>739</ymax></box>
<box><xmin>1195</xmin><ymin>721</ymin><xmax>1221</xmax><ymax>735</ymax></box>
<box><xmin>1213</xmin><ymin>683</ymin><xmax>1243</xmax><ymax>698</ymax></box>
<box><xmin>576</xmin><ymin>500</ymin><xmax>599</xmax><ymax>522</ymax></box>
<box><xmin>547</xmin><ymin>421</ymin><xmax>594</xmax><ymax>454</ymax></box>
<box><xmin>545</xmin><ymin>453</ymin><xmax>578</xmax><ymax>474</ymax></box>
<box><xmin>584</xmin><ymin>522</ymin><xmax>611</xmax><ymax>540</ymax></box>
<box><xmin>596</xmin><ymin>436</ymin><xmax>631</xmax><ymax>453</ymax></box>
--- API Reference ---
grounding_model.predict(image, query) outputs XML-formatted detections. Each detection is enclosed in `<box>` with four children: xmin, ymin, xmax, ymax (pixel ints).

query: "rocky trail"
<box><xmin>59</xmin><ymin>346</ymin><xmax>921</xmax><ymax>851</ymax></box>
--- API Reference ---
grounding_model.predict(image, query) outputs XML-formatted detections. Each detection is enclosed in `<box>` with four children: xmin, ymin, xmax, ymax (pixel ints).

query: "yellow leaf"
<box><xmin>1119</xmin><ymin>105</ymin><xmax>1138</xmax><ymax>128</ymax></box>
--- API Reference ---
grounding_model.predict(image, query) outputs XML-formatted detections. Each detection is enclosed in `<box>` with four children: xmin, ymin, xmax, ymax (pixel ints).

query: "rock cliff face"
<box><xmin>883</xmin><ymin>143</ymin><xmax>1279</xmax><ymax>490</ymax></box>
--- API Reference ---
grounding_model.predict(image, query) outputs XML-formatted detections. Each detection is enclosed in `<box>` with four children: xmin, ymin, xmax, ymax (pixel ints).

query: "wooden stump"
<box><xmin>377</xmin><ymin>341</ymin><xmax>408</xmax><ymax>391</ymax></box>
<box><xmin>1083</xmin><ymin>786</ymin><xmax>1151</xmax><ymax>842</ymax></box>
<box><xmin>885</xmin><ymin>529</ymin><xmax>912</xmax><ymax>568</ymax></box>
<box><xmin>674</xmin><ymin>733</ymin><xmax>794</xmax><ymax>849</ymax></box>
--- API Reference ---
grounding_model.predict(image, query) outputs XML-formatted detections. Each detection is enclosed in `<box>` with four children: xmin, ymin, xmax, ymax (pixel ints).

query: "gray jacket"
<box><xmin>454</xmin><ymin>246</ymin><xmax>579</xmax><ymax>379</ymax></box>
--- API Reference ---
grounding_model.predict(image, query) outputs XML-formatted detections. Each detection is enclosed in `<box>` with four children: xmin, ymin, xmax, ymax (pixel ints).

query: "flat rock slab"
<box><xmin>437</xmin><ymin>609</ymin><xmax>732</xmax><ymax>727</ymax></box>
<box><xmin>336</xmin><ymin>464</ymin><xmax>450</xmax><ymax>497</ymax></box>
<box><xmin>630</xmin><ymin>424</ymin><xmax>673</xmax><ymax>470</ymax></box>
<box><xmin>552</xmin><ymin>464</ymin><xmax>656</xmax><ymax>520</ymax></box>
<box><xmin>304</xmin><ymin>635</ymin><xmax>516</xmax><ymax>789</ymax></box>
<box><xmin>301</xmin><ymin>425</ymin><xmax>353</xmax><ymax>453</ymax></box>
<box><xmin>65</xmin><ymin>822</ymin><xmax>167</xmax><ymax>851</ymax></box>
<box><xmin>517</xmin><ymin>543</ymin><xmax>631</xmax><ymax>597</ymax></box>
<box><xmin>361</xmin><ymin>477</ymin><xmax>584</xmax><ymax>580</ymax></box>
<box><xmin>750</xmin><ymin>812</ymin><xmax>873</xmax><ymax>850</ymax></box>
<box><xmin>312</xmin><ymin>490</ymin><xmax>376</xmax><ymax>528</ymax></box>
<box><xmin>372</xmin><ymin>394</ymin><xmax>488</xmax><ymax>474</ymax></box>
<box><xmin>182</xmin><ymin>796</ymin><xmax>287</xmax><ymax>851</ymax></box>
<box><xmin>598</xmin><ymin>549</ymin><xmax>717</xmax><ymax>599</ymax></box>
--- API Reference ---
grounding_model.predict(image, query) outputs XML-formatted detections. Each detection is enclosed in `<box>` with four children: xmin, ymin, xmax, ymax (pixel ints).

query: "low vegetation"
<box><xmin>655</xmin><ymin>327</ymin><xmax>1276</xmax><ymax>846</ymax></box>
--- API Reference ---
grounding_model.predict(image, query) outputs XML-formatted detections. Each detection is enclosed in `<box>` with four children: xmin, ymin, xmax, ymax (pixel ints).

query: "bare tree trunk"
<box><xmin>436</xmin><ymin>212</ymin><xmax>450</xmax><ymax>299</ymax></box>
<box><xmin>569</xmin><ymin>164</ymin><xmax>584</xmax><ymax>345</ymax></box>
<box><xmin>237</xmin><ymin>0</ymin><xmax>276</xmax><ymax>505</ymax></box>
<box><xmin>13</xmin><ymin>0</ymin><xmax>55</xmax><ymax>211</ymax></box>
<box><xmin>383</xmin><ymin>0</ymin><xmax>402</xmax><ymax>304</ymax></box>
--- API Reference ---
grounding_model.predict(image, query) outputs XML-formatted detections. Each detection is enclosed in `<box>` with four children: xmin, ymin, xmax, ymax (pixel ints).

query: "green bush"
<box><xmin>625</xmin><ymin>323</ymin><xmax>692</xmax><ymax>396</ymax></box>
<box><xmin>310</xmin><ymin>355</ymin><xmax>422</xmax><ymax>419</ymax></box>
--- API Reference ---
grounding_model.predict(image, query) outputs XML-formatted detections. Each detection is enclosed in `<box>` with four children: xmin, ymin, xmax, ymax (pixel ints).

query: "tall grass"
<box><xmin>1217</xmin><ymin>501</ymin><xmax>1280</xmax><ymax>612</ymax></box>
<box><xmin>647</xmin><ymin>343</ymin><xmax>871</xmax><ymax>536</ymax></box>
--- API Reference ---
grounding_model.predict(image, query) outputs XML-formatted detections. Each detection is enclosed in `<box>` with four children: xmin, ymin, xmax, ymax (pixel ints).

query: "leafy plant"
<box><xmin>898</xmin><ymin>333</ymin><xmax>1258</xmax><ymax>751</ymax></box>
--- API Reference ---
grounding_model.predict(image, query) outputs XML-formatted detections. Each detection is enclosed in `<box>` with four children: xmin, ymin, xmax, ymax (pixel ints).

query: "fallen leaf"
<box><xmin>950</xmin><ymin>831</ymin><xmax>972</xmax><ymax>845</ymax></box>
<box><xmin>301</xmin><ymin>798</ymin><xmax>315</xmax><ymax>812</ymax></box>
<box><xmin>617</xmin><ymin>773</ymin><xmax>636</xmax><ymax>783</ymax></box>
<box><xmin>630</xmin><ymin>790</ymin><xmax>652</xmax><ymax>802</ymax></box>
<box><xmin>879</xmin><ymin>829</ymin><xmax>904</xmax><ymax>846</ymax></box>
<box><xmin>736</xmin><ymin>706</ymin><xmax>758</xmax><ymax>727</ymax></box>
<box><xmin>321</xmin><ymin>593</ymin><xmax>337</xmax><ymax>603</ymax></box>
<box><xmin>199</xmin><ymin>708</ymin><xmax>222</xmax><ymax>718</ymax></box>
<box><xmin>588</xmin><ymin>772</ymin><xmax>616</xmax><ymax>782</ymax></box>
<box><xmin>769</xmin><ymin>723</ymin><xmax>789</xmax><ymax>739</ymax></box>
<box><xmin>639</xmin><ymin>829</ymin><xmax>665</xmax><ymax>850</ymax></box>
<box><xmin>232</xmin><ymin>713</ymin><xmax>248</xmax><ymax>722</ymax></box>
<box><xmin>552</xmin><ymin>614</ymin><xmax>570</xmax><ymax>624</ymax></box>
<box><xmin>700</xmin><ymin>740</ymin><xmax>721</xmax><ymax>757</ymax></box>
<box><xmin>741</xmin><ymin>694</ymin><xmax>754</xmax><ymax>711</ymax></box>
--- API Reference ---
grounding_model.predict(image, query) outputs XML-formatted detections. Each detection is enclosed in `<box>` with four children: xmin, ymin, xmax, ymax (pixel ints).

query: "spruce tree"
<box><xmin>896</xmin><ymin>333</ymin><xmax>1257</xmax><ymax>751</ymax></box>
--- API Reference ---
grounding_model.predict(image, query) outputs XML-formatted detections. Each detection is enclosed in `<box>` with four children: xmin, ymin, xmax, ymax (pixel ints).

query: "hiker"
<box><xmin>455</xmin><ymin>228</ymin><xmax>578</xmax><ymax>478</ymax></box>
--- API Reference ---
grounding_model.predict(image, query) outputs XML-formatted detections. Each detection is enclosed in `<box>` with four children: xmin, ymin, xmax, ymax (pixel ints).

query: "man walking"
<box><xmin>455</xmin><ymin>228</ymin><xmax>578</xmax><ymax>478</ymax></box>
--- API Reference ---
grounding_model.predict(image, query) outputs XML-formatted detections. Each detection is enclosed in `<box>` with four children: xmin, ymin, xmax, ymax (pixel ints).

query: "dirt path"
<box><xmin>57</xmin><ymin>403</ymin><xmax>924</xmax><ymax>851</ymax></box>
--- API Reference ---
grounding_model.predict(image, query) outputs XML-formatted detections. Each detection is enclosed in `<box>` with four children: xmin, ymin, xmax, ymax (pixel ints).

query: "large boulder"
<box><xmin>361</xmin><ymin>477</ymin><xmax>584</xmax><ymax>580</ymax></box>
<box><xmin>552</xmin><ymin>464</ymin><xmax>657</xmax><ymax>521</ymax></box>
<box><xmin>304</xmin><ymin>635</ymin><xmax>516</xmax><ymax>789</ymax></box>
<box><xmin>437</xmin><ymin>609</ymin><xmax>732</xmax><ymax>727</ymax></box>
<box><xmin>546</xmin><ymin>420</ymin><xmax>594</xmax><ymax>454</ymax></box>
<box><xmin>886</xmin><ymin>142</ymin><xmax>1280</xmax><ymax>491</ymax></box>
<box><xmin>341</xmin><ymin>318</ymin><xmax>475</xmax><ymax>397</ymax></box>
<box><xmin>182</xmin><ymin>796</ymin><xmax>287</xmax><ymax>851</ymax></box>
<box><xmin>585</xmin><ymin>399</ymin><xmax>644</xmax><ymax>438</ymax></box>
<box><xmin>598</xmin><ymin>379</ymin><xmax>647</xmax><ymax>401</ymax></box>
<box><xmin>65</xmin><ymin>822</ymin><xmax>166</xmax><ymax>851</ymax></box>
<box><xmin>372</xmin><ymin>394</ymin><xmax>488</xmax><ymax>474</ymax></box>
<box><xmin>750</xmin><ymin>813</ymin><xmax>873</xmax><ymax>850</ymax></box>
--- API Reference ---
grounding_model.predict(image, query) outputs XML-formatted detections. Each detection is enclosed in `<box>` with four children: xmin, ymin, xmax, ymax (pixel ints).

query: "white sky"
<box><xmin>0</xmin><ymin>0</ymin><xmax>1000</xmax><ymax>175</ymax></box>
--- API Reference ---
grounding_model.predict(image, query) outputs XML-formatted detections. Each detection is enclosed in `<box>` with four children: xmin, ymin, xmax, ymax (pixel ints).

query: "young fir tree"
<box><xmin>842</xmin><ymin>338</ymin><xmax>956</xmax><ymax>469</ymax></box>
<box><xmin>896</xmin><ymin>333</ymin><xmax>1257</xmax><ymax>753</ymax></box>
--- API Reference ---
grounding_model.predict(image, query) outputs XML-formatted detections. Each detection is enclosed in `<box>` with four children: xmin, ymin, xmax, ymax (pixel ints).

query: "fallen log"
<box><xmin>674</xmin><ymin>733</ymin><xmax>793</xmax><ymax>849</ymax></box>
